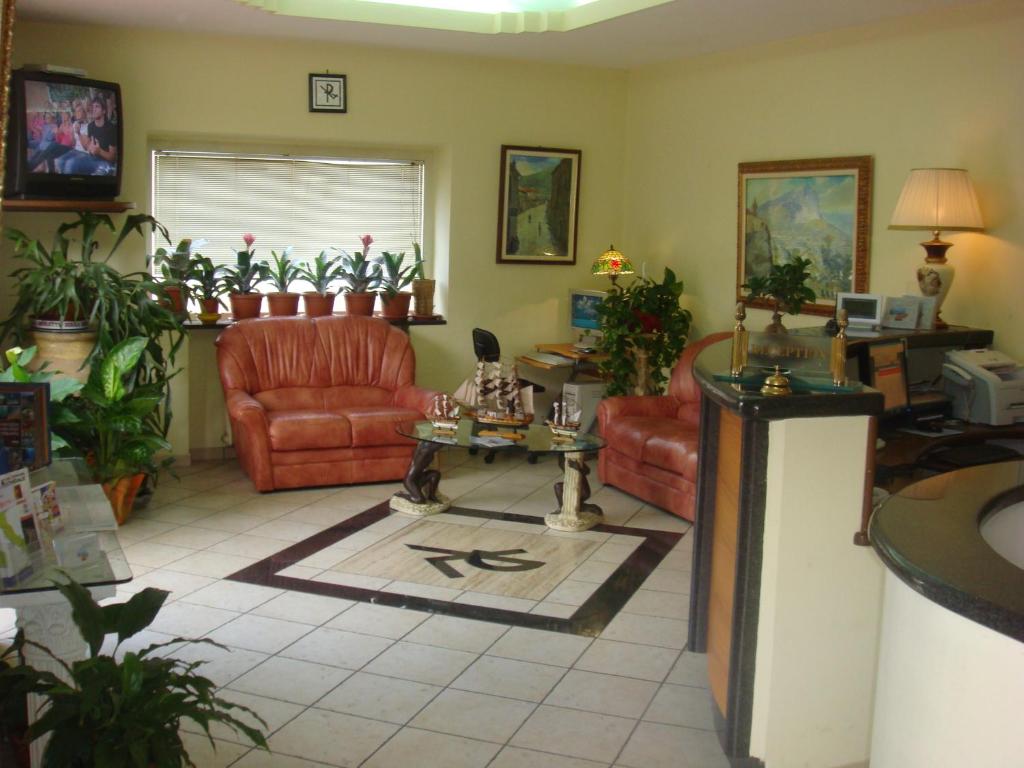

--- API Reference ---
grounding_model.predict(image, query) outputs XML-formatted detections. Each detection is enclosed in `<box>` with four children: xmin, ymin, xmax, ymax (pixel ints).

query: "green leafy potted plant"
<box><xmin>597</xmin><ymin>268</ymin><xmax>693</xmax><ymax>396</ymax></box>
<box><xmin>221</xmin><ymin>234</ymin><xmax>269</xmax><ymax>321</ymax></box>
<box><xmin>409</xmin><ymin>242</ymin><xmax>435</xmax><ymax>318</ymax></box>
<box><xmin>299</xmin><ymin>250</ymin><xmax>345</xmax><ymax>317</ymax></box>
<box><xmin>741</xmin><ymin>255</ymin><xmax>817</xmax><ymax>333</ymax></box>
<box><xmin>148</xmin><ymin>238</ymin><xmax>206</xmax><ymax>316</ymax></box>
<box><xmin>265</xmin><ymin>246</ymin><xmax>301</xmax><ymax>317</ymax></box>
<box><xmin>0</xmin><ymin>576</ymin><xmax>267</xmax><ymax>767</ymax></box>
<box><xmin>186</xmin><ymin>256</ymin><xmax>225</xmax><ymax>325</ymax></box>
<box><xmin>56</xmin><ymin>337</ymin><xmax>172</xmax><ymax>524</ymax></box>
<box><xmin>1</xmin><ymin>212</ymin><xmax>184</xmax><ymax>385</ymax></box>
<box><xmin>339</xmin><ymin>235</ymin><xmax>382</xmax><ymax>317</ymax></box>
<box><xmin>377</xmin><ymin>250</ymin><xmax>414</xmax><ymax>319</ymax></box>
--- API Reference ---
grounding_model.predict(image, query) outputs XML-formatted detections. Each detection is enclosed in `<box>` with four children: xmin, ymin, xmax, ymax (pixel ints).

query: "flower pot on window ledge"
<box><xmin>162</xmin><ymin>284</ymin><xmax>186</xmax><ymax>315</ymax></box>
<box><xmin>303</xmin><ymin>292</ymin><xmax>336</xmax><ymax>317</ymax></box>
<box><xmin>344</xmin><ymin>292</ymin><xmax>376</xmax><ymax>317</ymax></box>
<box><xmin>379</xmin><ymin>291</ymin><xmax>412</xmax><ymax>320</ymax></box>
<box><xmin>198</xmin><ymin>297</ymin><xmax>222</xmax><ymax>325</ymax></box>
<box><xmin>411</xmin><ymin>279</ymin><xmax>435</xmax><ymax>317</ymax></box>
<box><xmin>266</xmin><ymin>292</ymin><xmax>300</xmax><ymax>316</ymax></box>
<box><xmin>229</xmin><ymin>293</ymin><xmax>263</xmax><ymax>320</ymax></box>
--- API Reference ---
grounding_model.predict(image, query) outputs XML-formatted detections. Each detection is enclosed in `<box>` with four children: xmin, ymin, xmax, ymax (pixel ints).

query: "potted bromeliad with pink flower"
<box><xmin>221</xmin><ymin>233</ymin><xmax>269</xmax><ymax>320</ymax></box>
<box><xmin>338</xmin><ymin>234</ymin><xmax>382</xmax><ymax>316</ymax></box>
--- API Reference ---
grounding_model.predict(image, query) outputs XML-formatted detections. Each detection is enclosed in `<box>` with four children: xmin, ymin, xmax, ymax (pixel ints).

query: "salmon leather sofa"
<box><xmin>216</xmin><ymin>315</ymin><xmax>439</xmax><ymax>492</ymax></box>
<box><xmin>596</xmin><ymin>332</ymin><xmax>730</xmax><ymax>521</ymax></box>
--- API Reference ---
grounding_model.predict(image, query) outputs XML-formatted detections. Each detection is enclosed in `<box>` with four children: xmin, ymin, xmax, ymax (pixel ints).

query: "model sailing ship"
<box><xmin>428</xmin><ymin>393</ymin><xmax>460</xmax><ymax>433</ymax></box>
<box><xmin>454</xmin><ymin>360</ymin><xmax>534</xmax><ymax>427</ymax></box>
<box><xmin>547</xmin><ymin>400</ymin><xmax>582</xmax><ymax>439</ymax></box>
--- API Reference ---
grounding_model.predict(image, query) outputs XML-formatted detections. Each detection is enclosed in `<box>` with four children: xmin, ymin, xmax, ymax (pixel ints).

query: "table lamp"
<box><xmin>889</xmin><ymin>168</ymin><xmax>984</xmax><ymax>328</ymax></box>
<box><xmin>591</xmin><ymin>244</ymin><xmax>635</xmax><ymax>285</ymax></box>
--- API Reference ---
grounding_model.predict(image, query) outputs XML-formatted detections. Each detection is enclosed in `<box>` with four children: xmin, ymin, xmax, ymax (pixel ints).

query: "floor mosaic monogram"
<box><xmin>228</xmin><ymin>502</ymin><xmax>682</xmax><ymax>636</ymax></box>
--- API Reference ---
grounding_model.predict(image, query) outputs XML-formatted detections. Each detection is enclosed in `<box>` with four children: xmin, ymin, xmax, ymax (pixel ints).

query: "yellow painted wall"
<box><xmin>2</xmin><ymin>23</ymin><xmax>627</xmax><ymax>456</ymax></box>
<box><xmin>622</xmin><ymin>1</ymin><xmax>1024</xmax><ymax>352</ymax></box>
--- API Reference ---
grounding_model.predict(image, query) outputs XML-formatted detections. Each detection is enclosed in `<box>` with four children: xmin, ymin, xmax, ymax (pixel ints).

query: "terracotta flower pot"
<box><xmin>102</xmin><ymin>473</ymin><xmax>145</xmax><ymax>526</ymax></box>
<box><xmin>267</xmin><ymin>292</ymin><xmax>300</xmax><ymax>316</ymax></box>
<box><xmin>163</xmin><ymin>285</ymin><xmax>186</xmax><ymax>315</ymax></box>
<box><xmin>303</xmin><ymin>292</ymin><xmax>336</xmax><ymax>317</ymax></box>
<box><xmin>379</xmin><ymin>291</ymin><xmax>412</xmax><ymax>320</ymax></box>
<box><xmin>229</xmin><ymin>293</ymin><xmax>263</xmax><ymax>320</ymax></box>
<box><xmin>411</xmin><ymin>279</ymin><xmax>436</xmax><ymax>318</ymax></box>
<box><xmin>198</xmin><ymin>297</ymin><xmax>221</xmax><ymax>325</ymax></box>
<box><xmin>344</xmin><ymin>292</ymin><xmax>376</xmax><ymax>317</ymax></box>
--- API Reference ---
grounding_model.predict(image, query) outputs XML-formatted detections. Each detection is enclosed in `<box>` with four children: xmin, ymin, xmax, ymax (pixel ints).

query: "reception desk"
<box><xmin>689</xmin><ymin>339</ymin><xmax>884</xmax><ymax>767</ymax></box>
<box><xmin>869</xmin><ymin>461</ymin><xmax>1024</xmax><ymax>767</ymax></box>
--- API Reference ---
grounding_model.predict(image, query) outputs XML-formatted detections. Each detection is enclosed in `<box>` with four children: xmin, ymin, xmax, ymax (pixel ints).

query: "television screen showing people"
<box><xmin>24</xmin><ymin>79</ymin><xmax>118</xmax><ymax>177</ymax></box>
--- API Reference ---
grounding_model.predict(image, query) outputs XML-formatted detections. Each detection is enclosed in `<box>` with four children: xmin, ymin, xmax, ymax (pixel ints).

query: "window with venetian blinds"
<box><xmin>151</xmin><ymin>150</ymin><xmax>425</xmax><ymax>289</ymax></box>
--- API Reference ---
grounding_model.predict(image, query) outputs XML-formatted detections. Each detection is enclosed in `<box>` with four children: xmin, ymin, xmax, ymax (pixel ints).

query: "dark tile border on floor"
<box><xmin>226</xmin><ymin>502</ymin><xmax>683</xmax><ymax>636</ymax></box>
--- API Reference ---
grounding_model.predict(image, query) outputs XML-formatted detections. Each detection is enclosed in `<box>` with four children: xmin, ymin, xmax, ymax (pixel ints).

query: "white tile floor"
<box><xmin>0</xmin><ymin>450</ymin><xmax>727</xmax><ymax>768</ymax></box>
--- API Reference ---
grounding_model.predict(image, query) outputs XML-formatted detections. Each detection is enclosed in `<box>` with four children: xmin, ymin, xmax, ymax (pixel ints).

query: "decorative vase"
<box><xmin>163</xmin><ymin>285</ymin><xmax>186</xmax><ymax>315</ymax></box>
<box><xmin>102</xmin><ymin>473</ymin><xmax>145</xmax><ymax>526</ymax></box>
<box><xmin>28</xmin><ymin>328</ymin><xmax>97</xmax><ymax>384</ymax></box>
<box><xmin>303</xmin><ymin>292</ymin><xmax>336</xmax><ymax>317</ymax></box>
<box><xmin>380</xmin><ymin>291</ymin><xmax>412</xmax><ymax>320</ymax></box>
<box><xmin>267</xmin><ymin>292</ymin><xmax>300</xmax><ymax>316</ymax></box>
<box><xmin>411</xmin><ymin>279</ymin><xmax>436</xmax><ymax>317</ymax></box>
<box><xmin>229</xmin><ymin>293</ymin><xmax>263</xmax><ymax>320</ymax></box>
<box><xmin>344</xmin><ymin>292</ymin><xmax>376</xmax><ymax>317</ymax></box>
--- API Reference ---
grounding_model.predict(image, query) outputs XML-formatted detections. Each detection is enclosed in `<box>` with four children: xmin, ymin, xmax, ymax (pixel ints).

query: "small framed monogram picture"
<box><xmin>309</xmin><ymin>73</ymin><xmax>347</xmax><ymax>113</ymax></box>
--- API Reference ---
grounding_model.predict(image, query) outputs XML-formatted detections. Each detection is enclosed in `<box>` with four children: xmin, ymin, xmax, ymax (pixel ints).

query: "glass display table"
<box><xmin>1</xmin><ymin>459</ymin><xmax>131</xmax><ymax>768</ymax></box>
<box><xmin>395</xmin><ymin>420</ymin><xmax>606</xmax><ymax>532</ymax></box>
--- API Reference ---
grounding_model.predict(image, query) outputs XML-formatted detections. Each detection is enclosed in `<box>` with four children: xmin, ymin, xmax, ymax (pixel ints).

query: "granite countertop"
<box><xmin>870</xmin><ymin>459</ymin><xmax>1024</xmax><ymax>643</ymax></box>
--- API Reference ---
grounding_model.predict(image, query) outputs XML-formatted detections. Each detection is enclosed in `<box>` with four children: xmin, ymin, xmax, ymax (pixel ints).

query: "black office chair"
<box><xmin>470</xmin><ymin>328</ymin><xmax>543</xmax><ymax>464</ymax></box>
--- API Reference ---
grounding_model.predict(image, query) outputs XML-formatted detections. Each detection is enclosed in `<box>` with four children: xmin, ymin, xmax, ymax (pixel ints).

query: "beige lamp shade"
<box><xmin>889</xmin><ymin>168</ymin><xmax>984</xmax><ymax>232</ymax></box>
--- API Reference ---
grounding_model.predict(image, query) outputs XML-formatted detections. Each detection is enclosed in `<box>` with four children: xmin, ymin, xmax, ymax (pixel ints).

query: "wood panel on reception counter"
<box><xmin>688</xmin><ymin>338</ymin><xmax>884</xmax><ymax>768</ymax></box>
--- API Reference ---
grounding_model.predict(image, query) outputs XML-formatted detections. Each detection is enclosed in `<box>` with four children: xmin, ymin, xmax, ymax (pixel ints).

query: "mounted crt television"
<box><xmin>570</xmin><ymin>288</ymin><xmax>606</xmax><ymax>347</ymax></box>
<box><xmin>4</xmin><ymin>69</ymin><xmax>122</xmax><ymax>200</ymax></box>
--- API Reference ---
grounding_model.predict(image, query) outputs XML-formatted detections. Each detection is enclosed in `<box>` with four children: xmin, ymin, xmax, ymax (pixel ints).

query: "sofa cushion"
<box><xmin>256</xmin><ymin>387</ymin><xmax>325</xmax><ymax>412</ymax></box>
<box><xmin>339</xmin><ymin>407</ymin><xmax>422</xmax><ymax>448</ymax></box>
<box><xmin>267</xmin><ymin>411</ymin><xmax>352</xmax><ymax>451</ymax></box>
<box><xmin>603</xmin><ymin>416</ymin><xmax>698</xmax><ymax>479</ymax></box>
<box><xmin>323</xmin><ymin>386</ymin><xmax>395</xmax><ymax>410</ymax></box>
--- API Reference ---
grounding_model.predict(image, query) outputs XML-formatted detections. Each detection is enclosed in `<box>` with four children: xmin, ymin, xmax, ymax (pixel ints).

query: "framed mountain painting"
<box><xmin>497</xmin><ymin>145</ymin><xmax>581</xmax><ymax>265</ymax></box>
<box><xmin>737</xmin><ymin>156</ymin><xmax>873</xmax><ymax>316</ymax></box>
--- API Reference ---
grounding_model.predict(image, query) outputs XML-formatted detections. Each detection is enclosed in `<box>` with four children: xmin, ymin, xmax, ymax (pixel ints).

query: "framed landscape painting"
<box><xmin>737</xmin><ymin>156</ymin><xmax>873</xmax><ymax>316</ymax></box>
<box><xmin>497</xmin><ymin>145</ymin><xmax>581</xmax><ymax>265</ymax></box>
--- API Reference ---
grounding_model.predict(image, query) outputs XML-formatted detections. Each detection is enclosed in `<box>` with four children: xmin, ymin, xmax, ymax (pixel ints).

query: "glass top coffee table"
<box><xmin>394</xmin><ymin>420</ymin><xmax>607</xmax><ymax>532</ymax></box>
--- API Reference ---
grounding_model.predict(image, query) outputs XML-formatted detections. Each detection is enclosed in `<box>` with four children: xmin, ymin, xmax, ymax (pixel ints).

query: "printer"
<box><xmin>942</xmin><ymin>348</ymin><xmax>1024</xmax><ymax>425</ymax></box>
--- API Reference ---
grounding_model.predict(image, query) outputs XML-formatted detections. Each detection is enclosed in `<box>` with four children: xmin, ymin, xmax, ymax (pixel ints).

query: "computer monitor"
<box><xmin>570</xmin><ymin>288</ymin><xmax>606</xmax><ymax>347</ymax></box>
<box><xmin>836</xmin><ymin>292</ymin><xmax>885</xmax><ymax>328</ymax></box>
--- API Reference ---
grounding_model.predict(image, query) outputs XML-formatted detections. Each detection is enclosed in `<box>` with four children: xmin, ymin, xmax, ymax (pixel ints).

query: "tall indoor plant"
<box><xmin>339</xmin><ymin>235</ymin><xmax>382</xmax><ymax>316</ymax></box>
<box><xmin>741</xmin><ymin>255</ymin><xmax>817</xmax><ymax>333</ymax></box>
<box><xmin>221</xmin><ymin>234</ymin><xmax>268</xmax><ymax>320</ymax></box>
<box><xmin>299</xmin><ymin>250</ymin><xmax>345</xmax><ymax>317</ymax></box>
<box><xmin>377</xmin><ymin>250</ymin><xmax>414</xmax><ymax>319</ymax></box>
<box><xmin>0</xmin><ymin>576</ymin><xmax>267</xmax><ymax>767</ymax></box>
<box><xmin>597</xmin><ymin>267</ymin><xmax>692</xmax><ymax>396</ymax></box>
<box><xmin>56</xmin><ymin>337</ymin><xmax>172</xmax><ymax>524</ymax></box>
<box><xmin>265</xmin><ymin>246</ymin><xmax>301</xmax><ymax>316</ymax></box>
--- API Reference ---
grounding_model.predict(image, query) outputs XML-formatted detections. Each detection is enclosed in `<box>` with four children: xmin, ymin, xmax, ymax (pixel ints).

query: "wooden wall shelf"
<box><xmin>1</xmin><ymin>199</ymin><xmax>135</xmax><ymax>213</ymax></box>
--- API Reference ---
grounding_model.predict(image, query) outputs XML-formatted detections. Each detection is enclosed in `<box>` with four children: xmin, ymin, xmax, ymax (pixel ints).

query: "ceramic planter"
<box><xmin>102</xmin><ymin>473</ymin><xmax>146</xmax><ymax>526</ymax></box>
<box><xmin>198</xmin><ymin>297</ymin><xmax>222</xmax><ymax>325</ymax></box>
<box><xmin>29</xmin><ymin>329</ymin><xmax>97</xmax><ymax>384</ymax></box>
<box><xmin>163</xmin><ymin>285</ymin><xmax>186</xmax><ymax>315</ymax></box>
<box><xmin>267</xmin><ymin>292</ymin><xmax>300</xmax><ymax>316</ymax></box>
<box><xmin>411</xmin><ymin>279</ymin><xmax>436</xmax><ymax>317</ymax></box>
<box><xmin>344</xmin><ymin>292</ymin><xmax>376</xmax><ymax>317</ymax></box>
<box><xmin>229</xmin><ymin>293</ymin><xmax>263</xmax><ymax>320</ymax></box>
<box><xmin>303</xmin><ymin>292</ymin><xmax>336</xmax><ymax>317</ymax></box>
<box><xmin>379</xmin><ymin>291</ymin><xmax>412</xmax><ymax>320</ymax></box>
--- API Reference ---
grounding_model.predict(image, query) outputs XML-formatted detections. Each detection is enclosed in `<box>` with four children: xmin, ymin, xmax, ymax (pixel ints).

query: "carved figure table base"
<box><xmin>546</xmin><ymin>451</ymin><xmax>604</xmax><ymax>532</ymax></box>
<box><xmin>391</xmin><ymin>440</ymin><xmax>451</xmax><ymax>516</ymax></box>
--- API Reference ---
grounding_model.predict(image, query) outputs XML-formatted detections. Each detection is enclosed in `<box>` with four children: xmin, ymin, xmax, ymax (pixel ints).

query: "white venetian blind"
<box><xmin>152</xmin><ymin>150</ymin><xmax>424</xmax><ymax>285</ymax></box>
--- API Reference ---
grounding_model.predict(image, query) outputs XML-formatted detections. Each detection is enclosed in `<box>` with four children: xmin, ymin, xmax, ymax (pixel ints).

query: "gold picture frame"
<box><xmin>0</xmin><ymin>0</ymin><xmax>16</xmax><ymax>203</ymax></box>
<box><xmin>737</xmin><ymin>155</ymin><xmax>873</xmax><ymax>316</ymax></box>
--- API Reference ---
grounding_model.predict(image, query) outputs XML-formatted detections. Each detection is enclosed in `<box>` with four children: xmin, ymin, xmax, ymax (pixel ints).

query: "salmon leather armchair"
<box><xmin>216</xmin><ymin>315</ymin><xmax>440</xmax><ymax>492</ymax></box>
<box><xmin>597</xmin><ymin>332</ymin><xmax>730</xmax><ymax>521</ymax></box>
